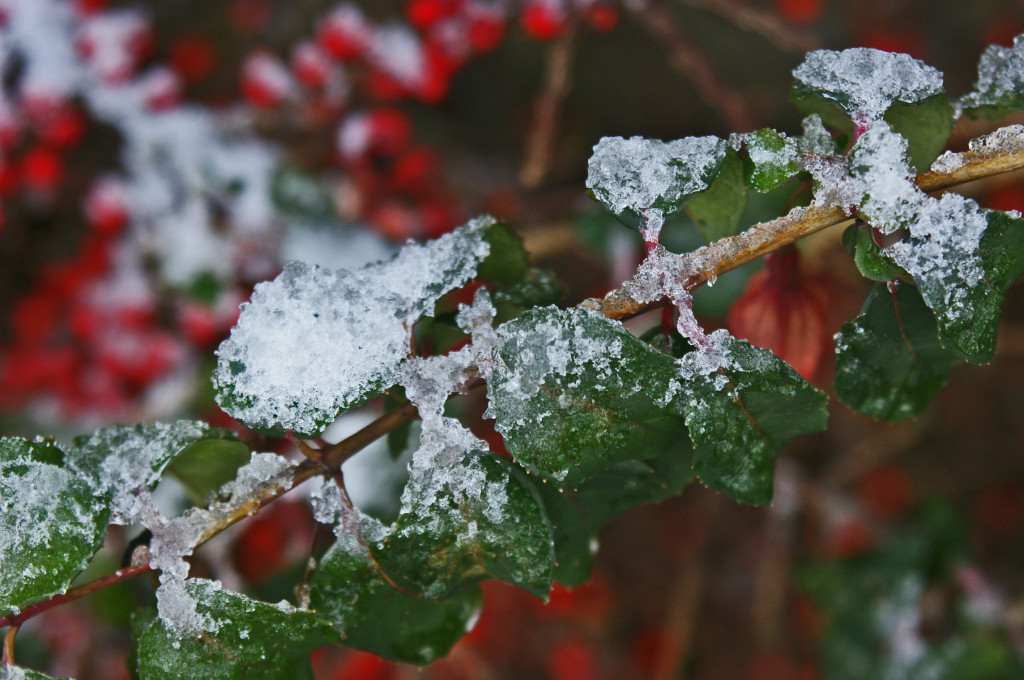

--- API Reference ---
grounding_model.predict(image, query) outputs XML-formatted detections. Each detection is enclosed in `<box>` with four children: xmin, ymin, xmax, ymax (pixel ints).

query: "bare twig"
<box><xmin>322</xmin><ymin>400</ymin><xmax>419</xmax><ymax>468</ymax></box>
<box><xmin>675</xmin><ymin>0</ymin><xmax>821</xmax><ymax>54</ymax></box>
<box><xmin>520</xmin><ymin>24</ymin><xmax>577</xmax><ymax>188</ymax></box>
<box><xmin>583</xmin><ymin>124</ymin><xmax>1024</xmax><ymax>322</ymax></box>
<box><xmin>628</xmin><ymin>0</ymin><xmax>755</xmax><ymax>132</ymax></box>
<box><xmin>2</xmin><ymin>625</ymin><xmax>16</xmax><ymax>666</ymax></box>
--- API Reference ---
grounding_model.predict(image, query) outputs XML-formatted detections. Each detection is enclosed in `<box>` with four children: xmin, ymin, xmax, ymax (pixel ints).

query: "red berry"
<box><xmin>37</xmin><ymin>107</ymin><xmax>85</xmax><ymax>149</ymax></box>
<box><xmin>391</xmin><ymin>147</ymin><xmax>439</xmax><ymax>192</ymax></box>
<box><xmin>367</xmin><ymin>108</ymin><xmax>412</xmax><ymax>156</ymax></box>
<box><xmin>241</xmin><ymin>52</ymin><xmax>294</xmax><ymax>109</ymax></box>
<box><xmin>290</xmin><ymin>41</ymin><xmax>332</xmax><ymax>90</ymax></box>
<box><xmin>521</xmin><ymin>1</ymin><xmax>567</xmax><ymax>41</ymax></box>
<box><xmin>140</xmin><ymin>68</ymin><xmax>183</xmax><ymax>111</ymax></box>
<box><xmin>406</xmin><ymin>0</ymin><xmax>449</xmax><ymax>30</ymax></box>
<box><xmin>583</xmin><ymin>3</ymin><xmax>618</xmax><ymax>33</ymax></box>
<box><xmin>467</xmin><ymin>9</ymin><xmax>506</xmax><ymax>52</ymax></box>
<box><xmin>20</xmin><ymin>147</ymin><xmax>63</xmax><ymax>193</ymax></box>
<box><xmin>168</xmin><ymin>35</ymin><xmax>216</xmax><ymax>83</ymax></box>
<box><xmin>84</xmin><ymin>177</ymin><xmax>129</xmax><ymax>235</ymax></box>
<box><xmin>179</xmin><ymin>303</ymin><xmax>221</xmax><ymax>346</ymax></box>
<box><xmin>0</xmin><ymin>160</ymin><xmax>18</xmax><ymax>195</ymax></box>
<box><xmin>775</xmin><ymin>0</ymin><xmax>823</xmax><ymax>25</ymax></box>
<box><xmin>317</xmin><ymin>6</ymin><xmax>373</xmax><ymax>61</ymax></box>
<box><xmin>73</xmin><ymin>0</ymin><xmax>109</xmax><ymax>15</ymax></box>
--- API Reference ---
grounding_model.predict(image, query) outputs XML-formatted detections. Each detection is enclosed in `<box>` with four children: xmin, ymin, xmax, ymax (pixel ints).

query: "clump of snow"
<box><xmin>960</xmin><ymin>33</ymin><xmax>1024</xmax><ymax>113</ymax></box>
<box><xmin>929</xmin><ymin>150</ymin><xmax>965</xmax><ymax>174</ymax></box>
<box><xmin>213</xmin><ymin>217</ymin><xmax>496</xmax><ymax>435</ymax></box>
<box><xmin>793</xmin><ymin>48</ymin><xmax>944</xmax><ymax>123</ymax></box>
<box><xmin>586</xmin><ymin>135</ymin><xmax>726</xmax><ymax>239</ymax></box>
<box><xmin>849</xmin><ymin>122</ymin><xmax>923</xmax><ymax>233</ymax></box>
<box><xmin>968</xmin><ymin>123</ymin><xmax>1024</xmax><ymax>156</ymax></box>
<box><xmin>797</xmin><ymin>114</ymin><xmax>836</xmax><ymax>156</ymax></box>
<box><xmin>804</xmin><ymin>154</ymin><xmax>858</xmax><ymax>211</ymax></box>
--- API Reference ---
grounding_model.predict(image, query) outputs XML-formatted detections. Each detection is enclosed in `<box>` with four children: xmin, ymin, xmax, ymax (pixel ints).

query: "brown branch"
<box><xmin>584</xmin><ymin>124</ymin><xmax>1024</xmax><ymax>321</ymax></box>
<box><xmin>675</xmin><ymin>0</ymin><xmax>821</xmax><ymax>54</ymax></box>
<box><xmin>520</xmin><ymin>24</ymin><xmax>577</xmax><ymax>188</ymax></box>
<box><xmin>2</xmin><ymin>625</ymin><xmax>16</xmax><ymax>666</ymax></box>
<box><xmin>628</xmin><ymin>0</ymin><xmax>755</xmax><ymax>132</ymax></box>
<box><xmin>321</xmin><ymin>399</ymin><xmax>419</xmax><ymax>468</ymax></box>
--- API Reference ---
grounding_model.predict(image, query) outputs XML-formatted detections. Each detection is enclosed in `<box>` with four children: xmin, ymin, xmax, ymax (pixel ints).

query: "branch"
<box><xmin>628</xmin><ymin>0</ymin><xmax>755</xmax><ymax>132</ymax></box>
<box><xmin>520</xmin><ymin>23</ymin><xmax>577</xmax><ymax>188</ymax></box>
<box><xmin>583</xmin><ymin>124</ymin><xmax>1024</xmax><ymax>321</ymax></box>
<box><xmin>674</xmin><ymin>0</ymin><xmax>821</xmax><ymax>54</ymax></box>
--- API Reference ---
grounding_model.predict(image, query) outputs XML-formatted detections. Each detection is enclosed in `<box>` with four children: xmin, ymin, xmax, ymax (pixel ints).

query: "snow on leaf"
<box><xmin>0</xmin><ymin>667</ymin><xmax>67</xmax><ymax>680</ymax></box>
<box><xmin>309</xmin><ymin>534</ymin><xmax>483</xmax><ymax>664</ymax></box>
<box><xmin>685</xmin><ymin>149</ymin><xmax>747</xmax><ymax>243</ymax></box>
<box><xmin>213</xmin><ymin>216</ymin><xmax>500</xmax><ymax>436</ymax></box>
<box><xmin>792</xmin><ymin>48</ymin><xmax>944</xmax><ymax>125</ymax></box>
<box><xmin>134</xmin><ymin>578</ymin><xmax>340</xmax><ymax>680</ymax></box>
<box><xmin>849</xmin><ymin>122</ymin><xmax>923</xmax><ymax>233</ymax></box>
<box><xmin>960</xmin><ymin>33</ymin><xmax>1024</xmax><ymax>119</ymax></box>
<box><xmin>485</xmin><ymin>306</ymin><xmax>686</xmax><ymax>486</ymax></box>
<box><xmin>586</xmin><ymin>135</ymin><xmax>727</xmax><ymax>239</ymax></box>
<box><xmin>675</xmin><ymin>331</ymin><xmax>828</xmax><ymax>506</ymax></box>
<box><xmin>744</xmin><ymin>128</ymin><xmax>802</xmax><ymax>192</ymax></box>
<box><xmin>0</xmin><ymin>438</ymin><xmax>110</xmax><ymax>618</ymax></box>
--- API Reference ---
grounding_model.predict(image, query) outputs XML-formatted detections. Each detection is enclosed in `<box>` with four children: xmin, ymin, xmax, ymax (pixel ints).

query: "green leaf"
<box><xmin>586</xmin><ymin>135</ymin><xmax>727</xmax><ymax>232</ymax></box>
<box><xmin>834</xmin><ymin>283</ymin><xmax>960</xmax><ymax>422</ymax></box>
<box><xmin>270</xmin><ymin>165</ymin><xmax>336</xmax><ymax>222</ymax></box>
<box><xmin>493</xmin><ymin>267</ymin><xmax>565</xmax><ymax>309</ymax></box>
<box><xmin>69</xmin><ymin>421</ymin><xmax>247</xmax><ymax>518</ymax></box>
<box><xmin>134</xmin><ymin>580</ymin><xmax>340</xmax><ymax>680</ymax></box>
<box><xmin>676</xmin><ymin>332</ymin><xmax>828</xmax><ymax>505</ymax></box>
<box><xmin>384</xmin><ymin>389</ymin><xmax>413</xmax><ymax>460</ymax></box>
<box><xmin>744</xmin><ymin>129</ymin><xmax>802</xmax><ymax>192</ymax></box>
<box><xmin>886</xmin><ymin>201</ymin><xmax>1024</xmax><ymax>363</ymax></box>
<box><xmin>309</xmin><ymin>535</ymin><xmax>482</xmax><ymax>665</ymax></box>
<box><xmin>883</xmin><ymin>94</ymin><xmax>955</xmax><ymax>173</ymax></box>
<box><xmin>791</xmin><ymin>48</ymin><xmax>944</xmax><ymax>124</ymax></box>
<box><xmin>685</xmin><ymin>149</ymin><xmax>747</xmax><ymax>242</ymax></box>
<box><xmin>476</xmin><ymin>222</ymin><xmax>529</xmax><ymax>285</ymax></box>
<box><xmin>213</xmin><ymin>216</ymin><xmax>514</xmax><ymax>436</ymax></box>
<box><xmin>0</xmin><ymin>438</ymin><xmax>110</xmax><ymax>618</ymax></box>
<box><xmin>165</xmin><ymin>437</ymin><xmax>252</xmax><ymax>505</ymax></box>
<box><xmin>853</xmin><ymin>226</ymin><xmax>908</xmax><ymax>282</ymax></box>
<box><xmin>960</xmin><ymin>34</ymin><xmax>1024</xmax><ymax>119</ymax></box>
<box><xmin>486</xmin><ymin>307</ymin><xmax>688</xmax><ymax>487</ymax></box>
<box><xmin>371</xmin><ymin>452</ymin><xmax>554</xmax><ymax>600</ymax></box>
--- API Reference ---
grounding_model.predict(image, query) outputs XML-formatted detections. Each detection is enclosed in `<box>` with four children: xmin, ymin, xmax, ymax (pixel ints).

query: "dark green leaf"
<box><xmin>134</xmin><ymin>579</ymin><xmax>340</xmax><ymax>680</ymax></box>
<box><xmin>960</xmin><ymin>34</ymin><xmax>1024</xmax><ymax>119</ymax></box>
<box><xmin>310</xmin><ymin>535</ymin><xmax>482</xmax><ymax>665</ymax></box>
<box><xmin>586</xmin><ymin>135</ymin><xmax>727</xmax><ymax>232</ymax></box>
<box><xmin>384</xmin><ymin>390</ymin><xmax>413</xmax><ymax>460</ymax></box>
<box><xmin>789</xmin><ymin>89</ymin><xmax>855</xmax><ymax>138</ymax></box>
<box><xmin>890</xmin><ymin>202</ymin><xmax>1024</xmax><ymax>363</ymax></box>
<box><xmin>686</xmin><ymin>149</ymin><xmax>747</xmax><ymax>243</ymax></box>
<box><xmin>853</xmin><ymin>226</ymin><xmax>908</xmax><ymax>282</ymax></box>
<box><xmin>835</xmin><ymin>283</ymin><xmax>959</xmax><ymax>422</ymax></box>
<box><xmin>883</xmin><ymin>94</ymin><xmax>955</xmax><ymax>173</ymax></box>
<box><xmin>1</xmin><ymin>438</ymin><xmax>110</xmax><ymax>618</ymax></box>
<box><xmin>213</xmin><ymin>216</ymin><xmax>511</xmax><ymax>436</ymax></box>
<box><xmin>476</xmin><ymin>222</ymin><xmax>529</xmax><ymax>285</ymax></box>
<box><xmin>165</xmin><ymin>437</ymin><xmax>252</xmax><ymax>505</ymax></box>
<box><xmin>677</xmin><ymin>332</ymin><xmax>828</xmax><ymax>505</ymax></box>
<box><xmin>493</xmin><ymin>267</ymin><xmax>565</xmax><ymax>309</ymax></box>
<box><xmin>270</xmin><ymin>165</ymin><xmax>336</xmax><ymax>222</ymax></box>
<box><xmin>744</xmin><ymin>129</ymin><xmax>802</xmax><ymax>192</ymax></box>
<box><xmin>372</xmin><ymin>452</ymin><xmax>554</xmax><ymax>600</ymax></box>
<box><xmin>487</xmin><ymin>307</ymin><xmax>688</xmax><ymax>487</ymax></box>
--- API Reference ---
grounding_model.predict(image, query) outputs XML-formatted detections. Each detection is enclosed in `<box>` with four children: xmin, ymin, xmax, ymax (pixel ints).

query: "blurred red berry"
<box><xmin>467</xmin><ymin>10</ymin><xmax>506</xmax><ymax>51</ymax></box>
<box><xmin>367</xmin><ymin>108</ymin><xmax>413</xmax><ymax>156</ymax></box>
<box><xmin>317</xmin><ymin>6</ymin><xmax>373</xmax><ymax>61</ymax></box>
<box><xmin>774</xmin><ymin>0</ymin><xmax>823</xmax><ymax>25</ymax></box>
<box><xmin>169</xmin><ymin>35</ymin><xmax>216</xmax><ymax>83</ymax></box>
<box><xmin>583</xmin><ymin>3</ymin><xmax>618</xmax><ymax>33</ymax></box>
<box><xmin>241</xmin><ymin>52</ymin><xmax>294</xmax><ymax>109</ymax></box>
<box><xmin>37</xmin><ymin>107</ymin><xmax>85</xmax><ymax>149</ymax></box>
<box><xmin>84</xmin><ymin>177</ymin><xmax>129</xmax><ymax>235</ymax></box>
<box><xmin>291</xmin><ymin>42</ymin><xmax>333</xmax><ymax>90</ymax></box>
<box><xmin>141</xmin><ymin>68</ymin><xmax>183</xmax><ymax>111</ymax></box>
<box><xmin>21</xmin><ymin>147</ymin><xmax>64</xmax><ymax>193</ymax></box>
<box><xmin>406</xmin><ymin>0</ymin><xmax>463</xmax><ymax>30</ymax></box>
<box><xmin>727</xmin><ymin>249</ymin><xmax>830</xmax><ymax>381</ymax></box>
<box><xmin>521</xmin><ymin>1</ymin><xmax>568</xmax><ymax>41</ymax></box>
<box><xmin>547</xmin><ymin>639</ymin><xmax>599</xmax><ymax>680</ymax></box>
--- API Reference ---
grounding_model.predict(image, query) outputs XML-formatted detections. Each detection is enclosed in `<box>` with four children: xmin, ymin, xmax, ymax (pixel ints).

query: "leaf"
<box><xmin>960</xmin><ymin>34</ymin><xmax>1024</xmax><ymax>119</ymax></box>
<box><xmin>213</xmin><ymin>216</ymin><xmax>515</xmax><ymax>436</ymax></box>
<box><xmin>270</xmin><ymin>165</ymin><xmax>336</xmax><ymax>222</ymax></box>
<box><xmin>493</xmin><ymin>267</ymin><xmax>566</xmax><ymax>309</ymax></box>
<box><xmin>0</xmin><ymin>668</ymin><xmax>68</xmax><ymax>680</ymax></box>
<box><xmin>309</xmin><ymin>535</ymin><xmax>482</xmax><ymax>665</ymax></box>
<box><xmin>676</xmin><ymin>331</ymin><xmax>828</xmax><ymax>505</ymax></box>
<box><xmin>586</xmin><ymin>135</ymin><xmax>727</xmax><ymax>232</ymax></box>
<box><xmin>476</xmin><ymin>222</ymin><xmax>529</xmax><ymax>285</ymax></box>
<box><xmin>686</xmin><ymin>149</ymin><xmax>747</xmax><ymax>243</ymax></box>
<box><xmin>886</xmin><ymin>200</ymin><xmax>1024</xmax><ymax>363</ymax></box>
<box><xmin>883</xmin><ymin>94</ymin><xmax>955</xmax><ymax>173</ymax></box>
<box><xmin>486</xmin><ymin>306</ymin><xmax>688</xmax><ymax>487</ymax></box>
<box><xmin>69</xmin><ymin>421</ymin><xmax>248</xmax><ymax>522</ymax></box>
<box><xmin>165</xmin><ymin>437</ymin><xmax>252</xmax><ymax>505</ymax></box>
<box><xmin>791</xmin><ymin>48</ymin><xmax>944</xmax><ymax>124</ymax></box>
<box><xmin>853</xmin><ymin>226</ymin><xmax>908</xmax><ymax>282</ymax></box>
<box><xmin>834</xmin><ymin>283</ymin><xmax>959</xmax><ymax>422</ymax></box>
<box><xmin>744</xmin><ymin>129</ymin><xmax>802</xmax><ymax>192</ymax></box>
<box><xmin>371</xmin><ymin>452</ymin><xmax>554</xmax><ymax>600</ymax></box>
<box><xmin>0</xmin><ymin>438</ymin><xmax>110</xmax><ymax>618</ymax></box>
<box><xmin>384</xmin><ymin>389</ymin><xmax>413</xmax><ymax>460</ymax></box>
<box><xmin>134</xmin><ymin>579</ymin><xmax>340</xmax><ymax>680</ymax></box>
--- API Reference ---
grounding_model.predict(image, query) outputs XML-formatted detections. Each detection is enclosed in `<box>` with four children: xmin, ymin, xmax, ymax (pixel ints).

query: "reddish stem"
<box><xmin>0</xmin><ymin>563</ymin><xmax>152</xmax><ymax>630</ymax></box>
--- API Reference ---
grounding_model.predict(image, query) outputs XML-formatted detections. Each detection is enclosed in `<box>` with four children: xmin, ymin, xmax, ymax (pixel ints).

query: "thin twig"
<box><xmin>520</xmin><ymin>24</ymin><xmax>577</xmax><ymax>188</ymax></box>
<box><xmin>675</xmin><ymin>0</ymin><xmax>821</xmax><ymax>54</ymax></box>
<box><xmin>2</xmin><ymin>625</ymin><xmax>16</xmax><ymax>666</ymax></box>
<box><xmin>321</xmin><ymin>400</ymin><xmax>420</xmax><ymax>468</ymax></box>
<box><xmin>583</xmin><ymin>124</ymin><xmax>1024</xmax><ymax>322</ymax></box>
<box><xmin>628</xmin><ymin>0</ymin><xmax>755</xmax><ymax>132</ymax></box>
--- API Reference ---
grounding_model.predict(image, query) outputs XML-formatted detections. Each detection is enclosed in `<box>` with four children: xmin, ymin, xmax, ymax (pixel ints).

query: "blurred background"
<box><xmin>2</xmin><ymin>0</ymin><xmax>1024</xmax><ymax>678</ymax></box>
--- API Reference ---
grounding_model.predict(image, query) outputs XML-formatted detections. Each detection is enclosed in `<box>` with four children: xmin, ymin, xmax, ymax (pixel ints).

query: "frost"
<box><xmin>586</xmin><ymin>135</ymin><xmax>726</xmax><ymax>239</ymax></box>
<box><xmin>850</xmin><ymin>122</ymin><xmax>923</xmax><ymax>233</ymax></box>
<box><xmin>960</xmin><ymin>33</ymin><xmax>1024</xmax><ymax>114</ymax></box>
<box><xmin>213</xmin><ymin>216</ymin><xmax>496</xmax><ymax>435</ymax></box>
<box><xmin>797</xmin><ymin>114</ymin><xmax>835</xmax><ymax>156</ymax></box>
<box><xmin>929</xmin><ymin>150</ymin><xmax>965</xmax><ymax>174</ymax></box>
<box><xmin>309</xmin><ymin>477</ymin><xmax>344</xmax><ymax>525</ymax></box>
<box><xmin>968</xmin><ymin>123</ymin><xmax>1024</xmax><ymax>156</ymax></box>
<box><xmin>793</xmin><ymin>48</ymin><xmax>944</xmax><ymax>123</ymax></box>
<box><xmin>804</xmin><ymin>154</ymin><xmax>858</xmax><ymax>211</ymax></box>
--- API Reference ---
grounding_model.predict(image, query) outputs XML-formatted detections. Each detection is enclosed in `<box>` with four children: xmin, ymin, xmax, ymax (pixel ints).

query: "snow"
<box><xmin>369</xmin><ymin>25</ymin><xmax>425</xmax><ymax>89</ymax></box>
<box><xmin>849</xmin><ymin>122</ymin><xmax>922</xmax><ymax>233</ymax></box>
<box><xmin>213</xmin><ymin>216</ymin><xmax>496</xmax><ymax>435</ymax></box>
<box><xmin>586</xmin><ymin>135</ymin><xmax>726</xmax><ymax>239</ymax></box>
<box><xmin>960</xmin><ymin>33</ymin><xmax>1024</xmax><ymax>112</ymax></box>
<box><xmin>929</xmin><ymin>150</ymin><xmax>965</xmax><ymax>174</ymax></box>
<box><xmin>793</xmin><ymin>48</ymin><xmax>944</xmax><ymax>123</ymax></box>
